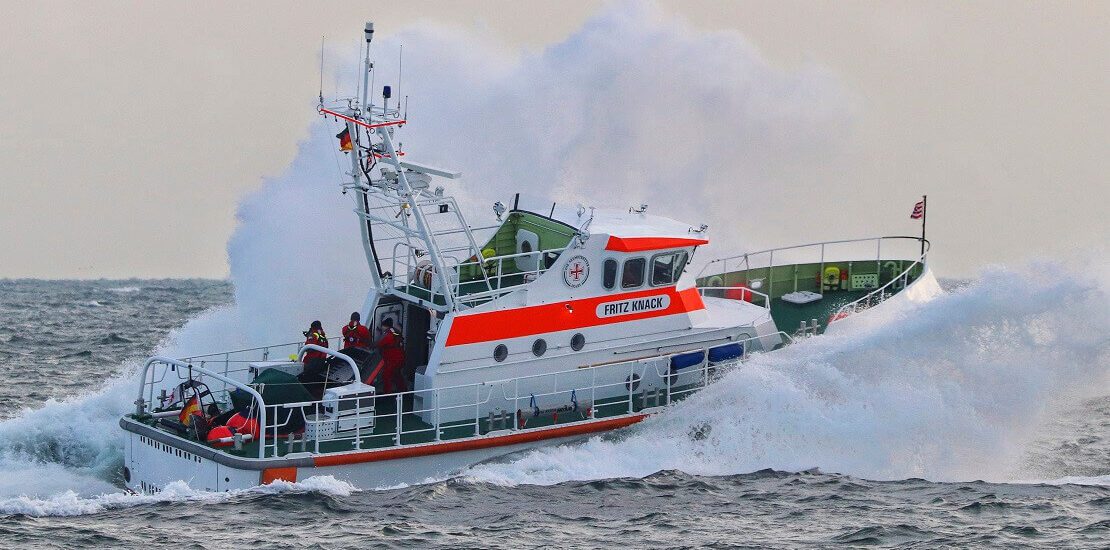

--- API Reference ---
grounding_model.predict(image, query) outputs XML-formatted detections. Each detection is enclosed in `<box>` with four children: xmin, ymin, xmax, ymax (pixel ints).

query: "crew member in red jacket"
<box><xmin>302</xmin><ymin>320</ymin><xmax>329</xmax><ymax>364</ymax></box>
<box><xmin>377</xmin><ymin>317</ymin><xmax>407</xmax><ymax>394</ymax></box>
<box><xmin>341</xmin><ymin>311</ymin><xmax>371</xmax><ymax>349</ymax></box>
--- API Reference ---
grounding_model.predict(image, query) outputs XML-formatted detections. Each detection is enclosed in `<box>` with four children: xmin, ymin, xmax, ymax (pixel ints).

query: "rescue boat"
<box><xmin>120</xmin><ymin>22</ymin><xmax>939</xmax><ymax>493</ymax></box>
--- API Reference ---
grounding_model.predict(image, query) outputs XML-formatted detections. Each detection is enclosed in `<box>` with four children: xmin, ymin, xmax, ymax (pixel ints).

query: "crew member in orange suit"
<box><xmin>341</xmin><ymin>311</ymin><xmax>371</xmax><ymax>349</ymax></box>
<box><xmin>377</xmin><ymin>317</ymin><xmax>407</xmax><ymax>394</ymax></box>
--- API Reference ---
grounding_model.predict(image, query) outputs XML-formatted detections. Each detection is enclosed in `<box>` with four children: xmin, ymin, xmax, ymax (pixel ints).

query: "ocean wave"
<box><xmin>107</xmin><ymin>286</ymin><xmax>142</xmax><ymax>293</ymax></box>
<box><xmin>463</xmin><ymin>264</ymin><xmax>1110</xmax><ymax>486</ymax></box>
<box><xmin>0</xmin><ymin>475</ymin><xmax>357</xmax><ymax>518</ymax></box>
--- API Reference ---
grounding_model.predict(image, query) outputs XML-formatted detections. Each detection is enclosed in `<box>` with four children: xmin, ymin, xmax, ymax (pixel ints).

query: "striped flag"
<box><xmin>910</xmin><ymin>200</ymin><xmax>925</xmax><ymax>219</ymax></box>
<box><xmin>178</xmin><ymin>395</ymin><xmax>201</xmax><ymax>426</ymax></box>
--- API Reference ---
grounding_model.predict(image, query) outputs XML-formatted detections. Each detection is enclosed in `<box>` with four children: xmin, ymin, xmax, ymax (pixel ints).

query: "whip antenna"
<box><xmin>318</xmin><ymin>35</ymin><xmax>325</xmax><ymax>106</ymax></box>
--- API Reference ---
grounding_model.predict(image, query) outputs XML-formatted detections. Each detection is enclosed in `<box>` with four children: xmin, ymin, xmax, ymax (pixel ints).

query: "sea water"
<box><xmin>0</xmin><ymin>273</ymin><xmax>1106</xmax><ymax>548</ymax></box>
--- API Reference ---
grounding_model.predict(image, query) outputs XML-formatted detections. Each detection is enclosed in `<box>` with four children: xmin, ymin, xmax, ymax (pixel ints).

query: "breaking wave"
<box><xmin>463</xmin><ymin>264</ymin><xmax>1110</xmax><ymax>486</ymax></box>
<box><xmin>0</xmin><ymin>476</ymin><xmax>357</xmax><ymax>518</ymax></box>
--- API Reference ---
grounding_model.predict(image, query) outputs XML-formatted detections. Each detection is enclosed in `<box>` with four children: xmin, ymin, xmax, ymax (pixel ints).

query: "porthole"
<box><xmin>493</xmin><ymin>344</ymin><xmax>508</xmax><ymax>362</ymax></box>
<box><xmin>570</xmin><ymin>333</ymin><xmax>585</xmax><ymax>351</ymax></box>
<box><xmin>532</xmin><ymin>339</ymin><xmax>547</xmax><ymax>357</ymax></box>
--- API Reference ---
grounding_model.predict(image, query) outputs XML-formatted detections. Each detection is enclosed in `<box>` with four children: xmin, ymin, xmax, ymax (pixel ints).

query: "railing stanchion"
<box><xmin>354</xmin><ymin>395</ymin><xmax>361</xmax><ymax>450</ymax></box>
<box><xmin>474</xmin><ymin>384</ymin><xmax>481</xmax><ymax>436</ymax></box>
<box><xmin>628</xmin><ymin>362</ymin><xmax>634</xmax><ymax>414</ymax></box>
<box><xmin>395</xmin><ymin>393</ymin><xmax>403</xmax><ymax>446</ymax></box>
<box><xmin>590</xmin><ymin>368</ymin><xmax>596</xmax><ymax>418</ymax></box>
<box><xmin>434</xmin><ymin>389</ymin><xmax>441</xmax><ymax>441</ymax></box>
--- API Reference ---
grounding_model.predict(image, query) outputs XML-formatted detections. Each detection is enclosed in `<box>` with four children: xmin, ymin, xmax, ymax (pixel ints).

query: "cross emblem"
<box><xmin>563</xmin><ymin>256</ymin><xmax>590</xmax><ymax>287</ymax></box>
<box><xmin>570</xmin><ymin>263</ymin><xmax>584</xmax><ymax>280</ymax></box>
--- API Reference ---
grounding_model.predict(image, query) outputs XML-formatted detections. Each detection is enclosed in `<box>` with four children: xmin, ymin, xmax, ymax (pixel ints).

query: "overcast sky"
<box><xmin>0</xmin><ymin>1</ymin><xmax>1105</xmax><ymax>279</ymax></box>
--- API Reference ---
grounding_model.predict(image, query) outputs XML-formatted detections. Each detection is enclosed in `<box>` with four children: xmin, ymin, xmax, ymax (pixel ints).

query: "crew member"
<box><xmin>300</xmin><ymin>320</ymin><xmax>330</xmax><ymax>398</ymax></box>
<box><xmin>302</xmin><ymin>320</ymin><xmax>329</xmax><ymax>364</ymax></box>
<box><xmin>377</xmin><ymin>317</ymin><xmax>407</xmax><ymax>393</ymax></box>
<box><xmin>341</xmin><ymin>311</ymin><xmax>371</xmax><ymax>349</ymax></box>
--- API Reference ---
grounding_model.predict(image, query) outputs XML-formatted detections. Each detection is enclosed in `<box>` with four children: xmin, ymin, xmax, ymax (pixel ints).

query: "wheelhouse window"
<box><xmin>650</xmin><ymin>251</ymin><xmax>689</xmax><ymax>286</ymax></box>
<box><xmin>602</xmin><ymin>259</ymin><xmax>618</xmax><ymax>290</ymax></box>
<box><xmin>621</xmin><ymin>257</ymin><xmax>646</xmax><ymax>289</ymax></box>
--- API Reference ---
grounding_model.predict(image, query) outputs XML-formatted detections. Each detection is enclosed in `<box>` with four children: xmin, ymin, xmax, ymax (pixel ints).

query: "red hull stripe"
<box><xmin>605</xmin><ymin>236</ymin><xmax>709</xmax><ymax>252</ymax></box>
<box><xmin>260</xmin><ymin>467</ymin><xmax>297</xmax><ymax>484</ymax></box>
<box><xmin>312</xmin><ymin>414</ymin><xmax>648</xmax><ymax>467</ymax></box>
<box><xmin>445</xmin><ymin>286</ymin><xmax>706</xmax><ymax>347</ymax></box>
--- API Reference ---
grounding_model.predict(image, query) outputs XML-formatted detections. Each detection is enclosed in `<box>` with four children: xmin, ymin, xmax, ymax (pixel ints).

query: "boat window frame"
<box><xmin>621</xmin><ymin>257</ymin><xmax>646</xmax><ymax>289</ymax></box>
<box><xmin>602</xmin><ymin>258</ymin><xmax>619</xmax><ymax>290</ymax></box>
<box><xmin>649</xmin><ymin>250</ymin><xmax>690</xmax><ymax>287</ymax></box>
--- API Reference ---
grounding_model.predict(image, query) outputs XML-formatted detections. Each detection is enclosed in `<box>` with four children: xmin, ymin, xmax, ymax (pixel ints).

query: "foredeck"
<box><xmin>698</xmin><ymin>236</ymin><xmax>929</xmax><ymax>334</ymax></box>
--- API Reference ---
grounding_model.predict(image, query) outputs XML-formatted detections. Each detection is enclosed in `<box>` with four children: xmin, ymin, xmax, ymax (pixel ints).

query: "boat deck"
<box><xmin>138</xmin><ymin>386</ymin><xmax>688</xmax><ymax>459</ymax></box>
<box><xmin>769</xmin><ymin>289</ymin><xmax>871</xmax><ymax>334</ymax></box>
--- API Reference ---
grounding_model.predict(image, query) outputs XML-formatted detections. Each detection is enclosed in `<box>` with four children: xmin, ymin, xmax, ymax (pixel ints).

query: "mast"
<box><xmin>361</xmin><ymin>22</ymin><xmax>373</xmax><ymax>111</ymax></box>
<box><xmin>919</xmin><ymin>195</ymin><xmax>927</xmax><ymax>257</ymax></box>
<box><xmin>318</xmin><ymin>21</ymin><xmax>478</xmax><ymax>314</ymax></box>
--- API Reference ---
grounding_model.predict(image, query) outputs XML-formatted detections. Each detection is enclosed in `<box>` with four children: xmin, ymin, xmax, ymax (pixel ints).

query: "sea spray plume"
<box><xmin>0</xmin><ymin>368</ymin><xmax>137</xmax><ymax>500</ymax></box>
<box><xmin>462</xmin><ymin>263</ymin><xmax>1110</xmax><ymax>485</ymax></box>
<box><xmin>159</xmin><ymin>2</ymin><xmax>850</xmax><ymax>355</ymax></box>
<box><xmin>387</xmin><ymin>2</ymin><xmax>852</xmax><ymax>257</ymax></box>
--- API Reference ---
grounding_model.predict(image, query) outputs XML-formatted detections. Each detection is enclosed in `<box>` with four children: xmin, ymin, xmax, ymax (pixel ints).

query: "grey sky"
<box><xmin>0</xmin><ymin>1</ymin><xmax>1105</xmax><ymax>279</ymax></box>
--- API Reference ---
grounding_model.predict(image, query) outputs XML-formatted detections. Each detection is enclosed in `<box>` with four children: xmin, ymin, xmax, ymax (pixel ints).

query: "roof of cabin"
<box><xmin>586</xmin><ymin>209</ymin><xmax>709</xmax><ymax>251</ymax></box>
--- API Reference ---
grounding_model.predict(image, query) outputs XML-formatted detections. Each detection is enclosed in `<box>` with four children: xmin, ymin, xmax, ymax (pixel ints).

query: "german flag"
<box><xmin>179</xmin><ymin>395</ymin><xmax>201</xmax><ymax>426</ymax></box>
<box><xmin>336</xmin><ymin>127</ymin><xmax>353</xmax><ymax>152</ymax></box>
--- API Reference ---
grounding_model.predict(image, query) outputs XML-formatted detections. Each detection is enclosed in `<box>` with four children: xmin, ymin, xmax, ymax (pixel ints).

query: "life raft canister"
<box><xmin>206</xmin><ymin>425</ymin><xmax>234</xmax><ymax>447</ymax></box>
<box><xmin>226</xmin><ymin>412</ymin><xmax>260</xmax><ymax>439</ymax></box>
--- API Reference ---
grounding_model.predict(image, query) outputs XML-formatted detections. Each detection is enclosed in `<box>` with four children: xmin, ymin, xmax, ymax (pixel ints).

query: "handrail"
<box><xmin>827</xmin><ymin>247</ymin><xmax>929</xmax><ymax>324</ymax></box>
<box><xmin>180</xmin><ymin>341</ymin><xmax>302</xmax><ymax>362</ymax></box>
<box><xmin>136</xmin><ymin>356</ymin><xmax>269</xmax><ymax>459</ymax></box>
<box><xmin>698</xmin><ymin>235</ymin><xmax>930</xmax><ymax>278</ymax></box>
<box><xmin>695</xmin><ymin>285</ymin><xmax>771</xmax><ymax>310</ymax></box>
<box><xmin>137</xmin><ymin>328</ymin><xmax>798</xmax><ymax>459</ymax></box>
<box><xmin>297</xmin><ymin>345</ymin><xmax>362</xmax><ymax>383</ymax></box>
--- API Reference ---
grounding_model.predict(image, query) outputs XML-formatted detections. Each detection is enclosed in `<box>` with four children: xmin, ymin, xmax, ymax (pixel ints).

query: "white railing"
<box><xmin>698</xmin><ymin>236</ymin><xmax>929</xmax><ymax>307</ymax></box>
<box><xmin>695</xmin><ymin>285</ymin><xmax>772</xmax><ymax>310</ymax></box>
<box><xmin>135</xmin><ymin>356</ymin><xmax>269</xmax><ymax>459</ymax></box>
<box><xmin>389</xmin><ymin>239</ymin><xmax>568</xmax><ymax>307</ymax></box>
<box><xmin>135</xmin><ymin>332</ymin><xmax>791</xmax><ymax>460</ymax></box>
<box><xmin>297</xmin><ymin>345</ymin><xmax>362</xmax><ymax>383</ymax></box>
<box><xmin>827</xmin><ymin>246</ymin><xmax>929</xmax><ymax>324</ymax></box>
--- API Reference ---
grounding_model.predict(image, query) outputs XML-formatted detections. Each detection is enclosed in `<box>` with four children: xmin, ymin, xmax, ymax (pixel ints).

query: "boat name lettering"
<box><xmin>596</xmin><ymin>295</ymin><xmax>671</xmax><ymax>318</ymax></box>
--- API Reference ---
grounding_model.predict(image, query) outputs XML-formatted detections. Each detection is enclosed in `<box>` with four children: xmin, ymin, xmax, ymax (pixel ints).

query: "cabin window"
<box><xmin>602</xmin><ymin>259</ymin><xmax>618</xmax><ymax>290</ymax></box>
<box><xmin>570</xmin><ymin>333</ymin><xmax>585</xmax><ymax>351</ymax></box>
<box><xmin>532</xmin><ymin>339</ymin><xmax>547</xmax><ymax>357</ymax></box>
<box><xmin>650</xmin><ymin>251</ymin><xmax>689</xmax><ymax>286</ymax></box>
<box><xmin>621</xmin><ymin>257</ymin><xmax>646</xmax><ymax>289</ymax></box>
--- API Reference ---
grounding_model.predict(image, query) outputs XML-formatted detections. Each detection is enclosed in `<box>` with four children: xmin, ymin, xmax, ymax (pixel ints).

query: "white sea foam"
<box><xmin>107</xmin><ymin>286</ymin><xmax>142</xmax><ymax>293</ymax></box>
<box><xmin>463</xmin><ymin>264</ymin><xmax>1110</xmax><ymax>486</ymax></box>
<box><xmin>0</xmin><ymin>476</ymin><xmax>357</xmax><ymax>518</ymax></box>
